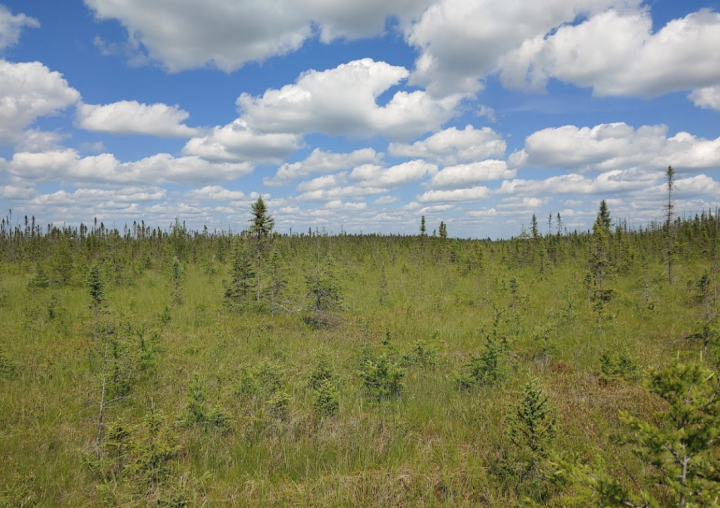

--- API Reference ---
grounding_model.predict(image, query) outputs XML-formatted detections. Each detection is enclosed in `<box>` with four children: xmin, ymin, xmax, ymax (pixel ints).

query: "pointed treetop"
<box><xmin>598</xmin><ymin>200</ymin><xmax>611</xmax><ymax>231</ymax></box>
<box><xmin>250</xmin><ymin>196</ymin><xmax>274</xmax><ymax>239</ymax></box>
<box><xmin>666</xmin><ymin>165</ymin><xmax>675</xmax><ymax>190</ymax></box>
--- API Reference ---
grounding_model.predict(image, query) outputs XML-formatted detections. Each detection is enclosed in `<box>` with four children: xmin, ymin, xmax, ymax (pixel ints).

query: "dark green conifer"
<box><xmin>224</xmin><ymin>239</ymin><xmax>256</xmax><ymax>311</ymax></box>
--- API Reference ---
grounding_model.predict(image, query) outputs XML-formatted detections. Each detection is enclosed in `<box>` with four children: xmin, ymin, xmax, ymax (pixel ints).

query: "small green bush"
<box><xmin>599</xmin><ymin>348</ymin><xmax>639</xmax><ymax>382</ymax></box>
<box><xmin>264</xmin><ymin>390</ymin><xmax>291</xmax><ymax>421</ymax></box>
<box><xmin>158</xmin><ymin>305</ymin><xmax>171</xmax><ymax>325</ymax></box>
<box><xmin>456</xmin><ymin>332</ymin><xmax>507</xmax><ymax>389</ymax></box>
<box><xmin>183</xmin><ymin>373</ymin><xmax>207</xmax><ymax>425</ymax></box>
<box><xmin>206</xmin><ymin>405</ymin><xmax>233</xmax><ymax>433</ymax></box>
<box><xmin>27</xmin><ymin>263</ymin><xmax>50</xmax><ymax>290</ymax></box>
<box><xmin>359</xmin><ymin>354</ymin><xmax>405</xmax><ymax>400</ymax></box>
<box><xmin>237</xmin><ymin>360</ymin><xmax>284</xmax><ymax>398</ymax></box>
<box><xmin>308</xmin><ymin>352</ymin><xmax>340</xmax><ymax>417</ymax></box>
<box><xmin>307</xmin><ymin>352</ymin><xmax>335</xmax><ymax>391</ymax></box>
<box><xmin>313</xmin><ymin>378</ymin><xmax>340</xmax><ymax>417</ymax></box>
<box><xmin>560</xmin><ymin>362</ymin><xmax>720</xmax><ymax>508</ymax></box>
<box><xmin>492</xmin><ymin>378</ymin><xmax>558</xmax><ymax>502</ymax></box>
<box><xmin>182</xmin><ymin>373</ymin><xmax>233</xmax><ymax>432</ymax></box>
<box><xmin>87</xmin><ymin>409</ymin><xmax>182</xmax><ymax>491</ymax></box>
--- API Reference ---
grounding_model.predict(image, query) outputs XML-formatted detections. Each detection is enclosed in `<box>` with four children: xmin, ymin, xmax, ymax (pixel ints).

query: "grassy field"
<box><xmin>1</xmin><ymin>211</ymin><xmax>719</xmax><ymax>507</ymax></box>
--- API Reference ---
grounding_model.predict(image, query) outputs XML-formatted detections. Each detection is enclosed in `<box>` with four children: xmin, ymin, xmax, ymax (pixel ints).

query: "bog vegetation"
<box><xmin>2</xmin><ymin>175</ymin><xmax>720</xmax><ymax>507</ymax></box>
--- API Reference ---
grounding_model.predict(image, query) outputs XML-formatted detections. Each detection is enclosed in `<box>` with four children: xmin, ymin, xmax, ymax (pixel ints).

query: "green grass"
<box><xmin>0</xmin><ymin>230</ymin><xmax>718</xmax><ymax>506</ymax></box>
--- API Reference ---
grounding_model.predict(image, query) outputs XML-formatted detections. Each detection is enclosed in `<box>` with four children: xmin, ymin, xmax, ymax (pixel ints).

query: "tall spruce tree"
<box><xmin>598</xmin><ymin>199</ymin><xmax>612</xmax><ymax>230</ymax></box>
<box><xmin>169</xmin><ymin>256</ymin><xmax>185</xmax><ymax>306</ymax></box>
<box><xmin>666</xmin><ymin>165</ymin><xmax>676</xmax><ymax>284</ymax></box>
<box><xmin>306</xmin><ymin>255</ymin><xmax>342</xmax><ymax>313</ymax></box>
<box><xmin>531</xmin><ymin>214</ymin><xmax>540</xmax><ymax>239</ymax></box>
<box><xmin>265</xmin><ymin>248</ymin><xmax>287</xmax><ymax>315</ymax></box>
<box><xmin>51</xmin><ymin>238</ymin><xmax>74</xmax><ymax>286</ymax></box>
<box><xmin>249</xmin><ymin>196</ymin><xmax>274</xmax><ymax>303</ymax></box>
<box><xmin>224</xmin><ymin>238</ymin><xmax>256</xmax><ymax>311</ymax></box>
<box><xmin>250</xmin><ymin>196</ymin><xmax>274</xmax><ymax>240</ymax></box>
<box><xmin>556</xmin><ymin>212</ymin><xmax>563</xmax><ymax>236</ymax></box>
<box><xmin>86</xmin><ymin>263</ymin><xmax>106</xmax><ymax>316</ymax></box>
<box><xmin>590</xmin><ymin>201</ymin><xmax>614</xmax><ymax>297</ymax></box>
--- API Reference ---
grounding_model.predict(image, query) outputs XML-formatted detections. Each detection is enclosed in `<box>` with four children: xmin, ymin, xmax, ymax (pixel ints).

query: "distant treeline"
<box><xmin>1</xmin><ymin>206</ymin><xmax>718</xmax><ymax>271</ymax></box>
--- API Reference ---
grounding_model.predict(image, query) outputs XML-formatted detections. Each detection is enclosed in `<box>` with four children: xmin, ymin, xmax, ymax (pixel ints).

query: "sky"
<box><xmin>0</xmin><ymin>0</ymin><xmax>719</xmax><ymax>238</ymax></box>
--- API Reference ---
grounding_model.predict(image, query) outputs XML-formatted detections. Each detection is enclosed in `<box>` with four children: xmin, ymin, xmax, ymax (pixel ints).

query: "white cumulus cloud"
<box><xmin>292</xmin><ymin>159</ymin><xmax>437</xmax><ymax>202</ymax></box>
<box><xmin>183</xmin><ymin>119</ymin><xmax>302</xmax><ymax>163</ymax></box>
<box><xmin>509</xmin><ymin>123</ymin><xmax>720</xmax><ymax>171</ymax></box>
<box><xmin>350</xmin><ymin>160</ymin><xmax>438</xmax><ymax>188</ymax></box>
<box><xmin>297</xmin><ymin>185</ymin><xmax>386</xmax><ymax>202</ymax></box>
<box><xmin>405</xmin><ymin>0</ymin><xmax>641</xmax><ymax>97</ymax></box>
<box><xmin>16</xmin><ymin>130</ymin><xmax>66</xmax><ymax>153</ymax></box>
<box><xmin>3</xmin><ymin>150</ymin><xmax>253</xmax><ymax>184</ymax></box>
<box><xmin>499</xmin><ymin>9</ymin><xmax>720</xmax><ymax>97</ymax></box>
<box><xmin>325</xmin><ymin>200</ymin><xmax>367</xmax><ymax>211</ymax></box>
<box><xmin>29</xmin><ymin>187</ymin><xmax>166</xmax><ymax>206</ymax></box>
<box><xmin>297</xmin><ymin>173</ymin><xmax>349</xmax><ymax>193</ymax></box>
<box><xmin>0</xmin><ymin>184</ymin><xmax>36</xmax><ymax>200</ymax></box>
<box><xmin>388</xmin><ymin>125</ymin><xmax>506</xmax><ymax>165</ymax></box>
<box><xmin>417</xmin><ymin>186</ymin><xmax>491</xmax><ymax>202</ymax></box>
<box><xmin>429</xmin><ymin>160</ymin><xmax>515</xmax><ymax>188</ymax></box>
<box><xmin>84</xmin><ymin>0</ymin><xmax>432</xmax><ymax>71</ymax></box>
<box><xmin>0</xmin><ymin>5</ymin><xmax>39</xmax><ymax>50</ymax></box>
<box><xmin>497</xmin><ymin>169</ymin><xmax>658</xmax><ymax>196</ymax></box>
<box><xmin>185</xmin><ymin>186</ymin><xmax>247</xmax><ymax>201</ymax></box>
<box><xmin>689</xmin><ymin>86</ymin><xmax>720</xmax><ymax>111</ymax></box>
<box><xmin>77</xmin><ymin>100</ymin><xmax>200</xmax><ymax>137</ymax></box>
<box><xmin>237</xmin><ymin>58</ymin><xmax>462</xmax><ymax>140</ymax></box>
<box><xmin>265</xmin><ymin>148</ymin><xmax>381</xmax><ymax>186</ymax></box>
<box><xmin>374</xmin><ymin>195</ymin><xmax>399</xmax><ymax>205</ymax></box>
<box><xmin>0</xmin><ymin>61</ymin><xmax>80</xmax><ymax>144</ymax></box>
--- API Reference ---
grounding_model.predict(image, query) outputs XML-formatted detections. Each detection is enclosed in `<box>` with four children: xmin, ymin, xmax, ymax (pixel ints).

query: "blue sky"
<box><xmin>1</xmin><ymin>0</ymin><xmax>719</xmax><ymax>238</ymax></box>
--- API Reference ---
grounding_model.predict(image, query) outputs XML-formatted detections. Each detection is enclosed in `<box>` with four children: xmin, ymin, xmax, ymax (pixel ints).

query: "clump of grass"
<box><xmin>0</xmin><ymin>345</ymin><xmax>17</xmax><ymax>378</ymax></box>
<box><xmin>403</xmin><ymin>340</ymin><xmax>438</xmax><ymax>368</ymax></box>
